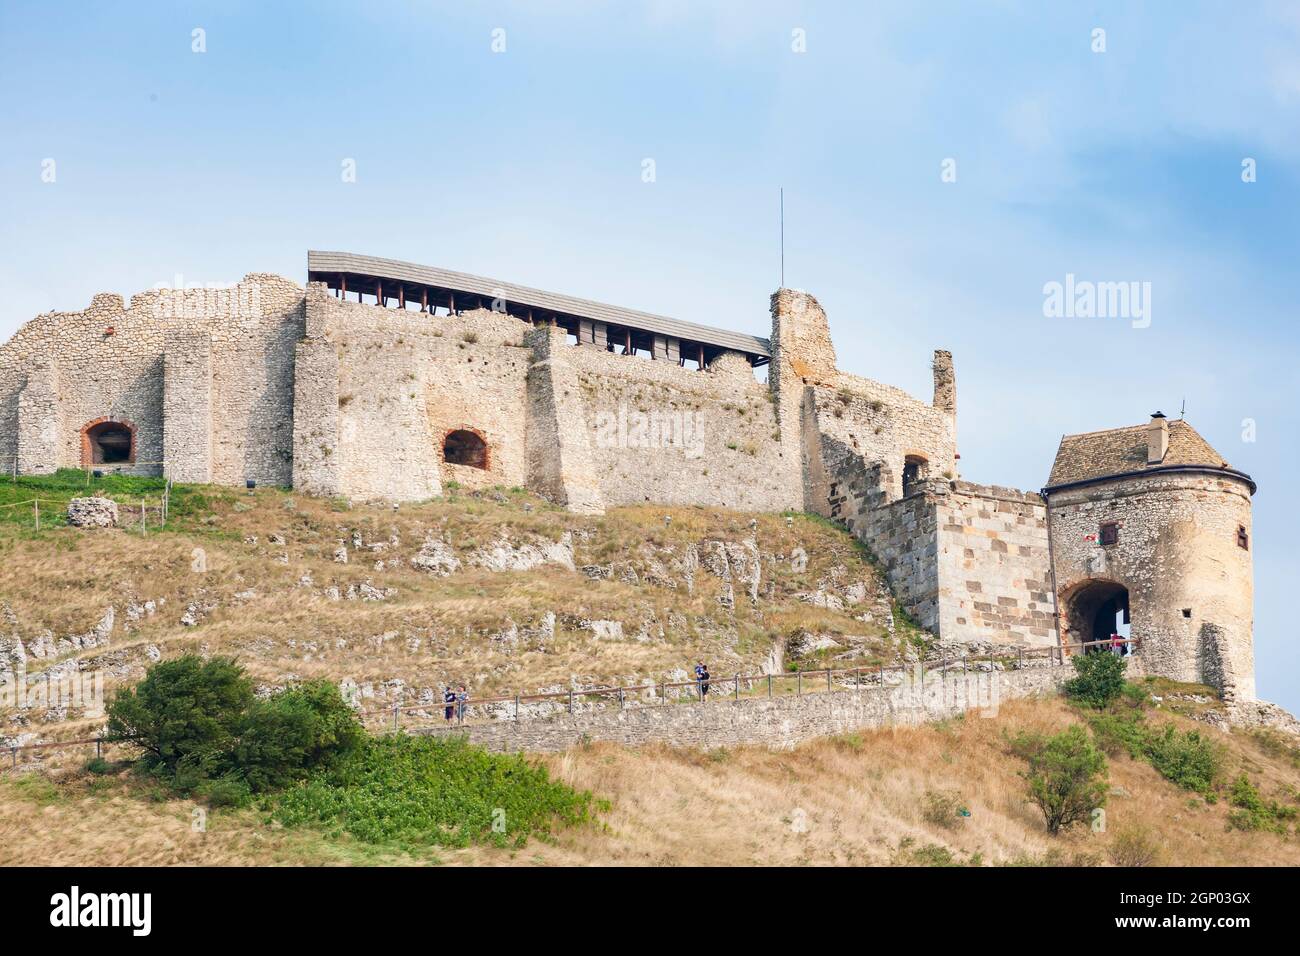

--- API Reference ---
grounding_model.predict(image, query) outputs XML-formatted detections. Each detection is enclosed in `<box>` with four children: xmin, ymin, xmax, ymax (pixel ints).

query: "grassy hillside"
<box><xmin>3</xmin><ymin>473</ymin><xmax>1297</xmax><ymax>867</ymax></box>
<box><xmin>3</xmin><ymin>694</ymin><xmax>1298</xmax><ymax>866</ymax></box>
<box><xmin>1</xmin><ymin>472</ymin><xmax>925</xmax><ymax>744</ymax></box>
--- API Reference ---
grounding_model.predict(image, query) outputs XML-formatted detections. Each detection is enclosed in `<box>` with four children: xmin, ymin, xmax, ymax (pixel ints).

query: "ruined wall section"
<box><xmin>1048</xmin><ymin>472</ymin><xmax>1255</xmax><ymax>700</ymax></box>
<box><xmin>567</xmin><ymin>344</ymin><xmax>796</xmax><ymax>511</ymax></box>
<box><xmin>807</xmin><ymin>376</ymin><xmax>956</xmax><ymax>510</ymax></box>
<box><xmin>0</xmin><ymin>275</ymin><xmax>303</xmax><ymax>484</ymax></box>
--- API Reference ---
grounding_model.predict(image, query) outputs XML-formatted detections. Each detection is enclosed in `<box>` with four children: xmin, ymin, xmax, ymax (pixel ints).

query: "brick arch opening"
<box><xmin>1061</xmin><ymin>578</ymin><xmax>1130</xmax><ymax>655</ymax></box>
<box><xmin>81</xmin><ymin>417</ymin><xmax>137</xmax><ymax>466</ymax></box>
<box><xmin>442</xmin><ymin>428</ymin><xmax>489</xmax><ymax>470</ymax></box>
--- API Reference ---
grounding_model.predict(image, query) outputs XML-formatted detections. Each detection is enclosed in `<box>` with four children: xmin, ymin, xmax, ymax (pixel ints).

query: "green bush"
<box><xmin>195</xmin><ymin>773</ymin><xmax>253</xmax><ymax>808</ymax></box>
<box><xmin>272</xmin><ymin>734</ymin><xmax>596</xmax><ymax>849</ymax></box>
<box><xmin>1063</xmin><ymin>651</ymin><xmax>1128</xmax><ymax>709</ymax></box>
<box><xmin>1086</xmin><ymin>711</ymin><xmax>1148</xmax><ymax>758</ymax></box>
<box><xmin>108</xmin><ymin>657</ymin><xmax>363</xmax><ymax>796</ymax></box>
<box><xmin>1226</xmin><ymin>775</ymin><xmax>1299</xmax><ymax>833</ymax></box>
<box><xmin>1142</xmin><ymin>725</ymin><xmax>1223</xmax><ymax>796</ymax></box>
<box><xmin>1018</xmin><ymin>726</ymin><xmax>1109</xmax><ymax>835</ymax></box>
<box><xmin>234</xmin><ymin>680</ymin><xmax>364</xmax><ymax>792</ymax></box>
<box><xmin>106</xmin><ymin>655</ymin><xmax>253</xmax><ymax>778</ymax></box>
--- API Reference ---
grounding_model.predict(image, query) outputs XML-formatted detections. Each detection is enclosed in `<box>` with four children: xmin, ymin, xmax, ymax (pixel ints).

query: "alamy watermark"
<box><xmin>151</xmin><ymin>274</ymin><xmax>261</xmax><ymax>318</ymax></box>
<box><xmin>594</xmin><ymin>403</ymin><xmax>705</xmax><ymax>459</ymax></box>
<box><xmin>1042</xmin><ymin>274</ymin><xmax>1151</xmax><ymax>328</ymax></box>
<box><xmin>1</xmin><ymin>663</ymin><xmax>104</xmax><ymax>716</ymax></box>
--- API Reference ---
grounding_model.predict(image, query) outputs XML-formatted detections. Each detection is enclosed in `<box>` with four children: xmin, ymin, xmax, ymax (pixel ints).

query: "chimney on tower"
<box><xmin>1147</xmin><ymin>411</ymin><xmax>1169</xmax><ymax>464</ymax></box>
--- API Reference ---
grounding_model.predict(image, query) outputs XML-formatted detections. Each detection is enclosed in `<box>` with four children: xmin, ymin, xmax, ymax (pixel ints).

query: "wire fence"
<box><xmin>0</xmin><ymin>461</ymin><xmax>174</xmax><ymax>532</ymax></box>
<box><xmin>1</xmin><ymin>637</ymin><xmax>1141</xmax><ymax>769</ymax></box>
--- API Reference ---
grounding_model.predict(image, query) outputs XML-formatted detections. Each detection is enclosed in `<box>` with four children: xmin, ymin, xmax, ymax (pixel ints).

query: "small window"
<box><xmin>1182</xmin><ymin>608</ymin><xmax>1192</xmax><ymax>619</ymax></box>
<box><xmin>1099</xmin><ymin>522</ymin><xmax>1119</xmax><ymax>546</ymax></box>
<box><xmin>902</xmin><ymin>455</ymin><xmax>928</xmax><ymax>496</ymax></box>
<box><xmin>1237</xmin><ymin>525</ymin><xmax>1249</xmax><ymax>550</ymax></box>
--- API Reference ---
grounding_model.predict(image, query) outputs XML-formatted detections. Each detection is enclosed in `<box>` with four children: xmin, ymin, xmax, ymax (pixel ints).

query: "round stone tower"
<box><xmin>1043</xmin><ymin>413</ymin><xmax>1256</xmax><ymax>701</ymax></box>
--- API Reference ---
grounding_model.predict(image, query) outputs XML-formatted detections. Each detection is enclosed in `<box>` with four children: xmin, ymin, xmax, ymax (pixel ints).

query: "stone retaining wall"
<box><xmin>414</xmin><ymin>663</ymin><xmax>1071</xmax><ymax>752</ymax></box>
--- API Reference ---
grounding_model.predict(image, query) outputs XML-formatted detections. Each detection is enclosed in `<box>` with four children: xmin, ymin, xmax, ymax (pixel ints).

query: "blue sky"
<box><xmin>2</xmin><ymin>1</ymin><xmax>1298</xmax><ymax>708</ymax></box>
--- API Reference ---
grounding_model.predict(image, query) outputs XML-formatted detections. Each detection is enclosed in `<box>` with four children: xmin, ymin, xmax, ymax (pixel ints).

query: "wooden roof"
<box><xmin>307</xmin><ymin>250</ymin><xmax>772</xmax><ymax>360</ymax></box>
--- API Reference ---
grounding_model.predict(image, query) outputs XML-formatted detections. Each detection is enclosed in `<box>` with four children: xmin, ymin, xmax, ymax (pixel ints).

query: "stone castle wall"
<box><xmin>934</xmin><ymin>482</ymin><xmax>1056</xmax><ymax>647</ymax></box>
<box><xmin>569</xmin><ymin>341</ymin><xmax>796</xmax><ymax>511</ymax></box>
<box><xmin>0</xmin><ymin>267</ymin><xmax>1256</xmax><ymax>697</ymax></box>
<box><xmin>0</xmin><ymin>276</ymin><xmax>303</xmax><ymax>485</ymax></box>
<box><xmin>1048</xmin><ymin>471</ymin><xmax>1255</xmax><ymax>699</ymax></box>
<box><xmin>416</xmin><ymin>664</ymin><xmax>1072</xmax><ymax>753</ymax></box>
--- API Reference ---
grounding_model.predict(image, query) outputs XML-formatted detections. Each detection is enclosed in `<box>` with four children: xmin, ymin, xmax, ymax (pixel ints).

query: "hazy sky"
<box><xmin>2</xmin><ymin>1</ymin><xmax>1297</xmax><ymax>709</ymax></box>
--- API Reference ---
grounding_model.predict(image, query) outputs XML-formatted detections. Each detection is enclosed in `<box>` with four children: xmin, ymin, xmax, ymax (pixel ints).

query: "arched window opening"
<box><xmin>82</xmin><ymin>419</ymin><xmax>136</xmax><ymax>465</ymax></box>
<box><xmin>443</xmin><ymin>429</ymin><xmax>488</xmax><ymax>470</ymax></box>
<box><xmin>902</xmin><ymin>455</ymin><xmax>929</xmax><ymax>496</ymax></box>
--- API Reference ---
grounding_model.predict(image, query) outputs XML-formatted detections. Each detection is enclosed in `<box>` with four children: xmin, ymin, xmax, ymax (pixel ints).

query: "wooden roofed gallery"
<box><xmin>306</xmin><ymin>250</ymin><xmax>772</xmax><ymax>370</ymax></box>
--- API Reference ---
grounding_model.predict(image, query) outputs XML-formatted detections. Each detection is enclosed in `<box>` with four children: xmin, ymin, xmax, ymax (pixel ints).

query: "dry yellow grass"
<box><xmin>4</xmin><ymin>696</ymin><xmax>1297</xmax><ymax>867</ymax></box>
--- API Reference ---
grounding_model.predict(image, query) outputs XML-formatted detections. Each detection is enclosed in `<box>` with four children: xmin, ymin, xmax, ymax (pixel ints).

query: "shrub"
<box><xmin>272</xmin><ymin>734</ymin><xmax>596</xmax><ymax>849</ymax></box>
<box><xmin>1226</xmin><ymin>774</ymin><xmax>1299</xmax><ymax>833</ymax></box>
<box><xmin>1019</xmin><ymin>726</ymin><xmax>1109</xmax><ymax>835</ymax></box>
<box><xmin>1086</xmin><ymin>711</ymin><xmax>1148</xmax><ymax>758</ymax></box>
<box><xmin>1108</xmin><ymin>825</ymin><xmax>1162</xmax><ymax>866</ymax></box>
<box><xmin>195</xmin><ymin>773</ymin><xmax>253</xmax><ymax>809</ymax></box>
<box><xmin>922</xmin><ymin>789</ymin><xmax>965</xmax><ymax>830</ymax></box>
<box><xmin>234</xmin><ymin>680</ymin><xmax>365</xmax><ymax>792</ymax></box>
<box><xmin>1063</xmin><ymin>651</ymin><xmax>1128</xmax><ymax>709</ymax></box>
<box><xmin>106</xmin><ymin>655</ymin><xmax>253</xmax><ymax>778</ymax></box>
<box><xmin>1142</xmin><ymin>725</ymin><xmax>1223</xmax><ymax>796</ymax></box>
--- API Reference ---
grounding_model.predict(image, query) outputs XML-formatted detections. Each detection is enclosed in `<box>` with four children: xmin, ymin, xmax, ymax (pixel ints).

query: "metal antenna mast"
<box><xmin>780</xmin><ymin>187</ymin><xmax>785</xmax><ymax>288</ymax></box>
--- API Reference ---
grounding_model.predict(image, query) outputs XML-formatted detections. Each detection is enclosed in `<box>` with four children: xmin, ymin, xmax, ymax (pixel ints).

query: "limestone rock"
<box><xmin>66</xmin><ymin>497</ymin><xmax>119</xmax><ymax>529</ymax></box>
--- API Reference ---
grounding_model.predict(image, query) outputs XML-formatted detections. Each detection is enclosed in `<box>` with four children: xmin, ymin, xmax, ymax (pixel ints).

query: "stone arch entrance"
<box><xmin>1062</xmin><ymin>579</ymin><xmax>1130</xmax><ymax>654</ymax></box>
<box><xmin>81</xmin><ymin>417</ymin><xmax>137</xmax><ymax>466</ymax></box>
<box><xmin>442</xmin><ymin>428</ymin><xmax>488</xmax><ymax>470</ymax></box>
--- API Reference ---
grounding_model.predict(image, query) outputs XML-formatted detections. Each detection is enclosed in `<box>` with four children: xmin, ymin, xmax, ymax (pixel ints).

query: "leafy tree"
<box><xmin>1019</xmin><ymin>726</ymin><xmax>1109</xmax><ymax>835</ymax></box>
<box><xmin>1063</xmin><ymin>650</ymin><xmax>1128</xmax><ymax>709</ymax></box>
<box><xmin>234</xmin><ymin>680</ymin><xmax>365</xmax><ymax>792</ymax></box>
<box><xmin>106</xmin><ymin>655</ymin><xmax>253</xmax><ymax>777</ymax></box>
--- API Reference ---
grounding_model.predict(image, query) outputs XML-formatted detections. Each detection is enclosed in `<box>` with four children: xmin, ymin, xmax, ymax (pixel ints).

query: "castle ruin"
<box><xmin>0</xmin><ymin>250</ymin><xmax>1256</xmax><ymax>699</ymax></box>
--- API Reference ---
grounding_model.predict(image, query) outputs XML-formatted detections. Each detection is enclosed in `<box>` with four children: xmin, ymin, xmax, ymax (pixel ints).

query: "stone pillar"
<box><xmin>17</xmin><ymin>357</ymin><xmax>60</xmax><ymax>475</ymax></box>
<box><xmin>525</xmin><ymin>325</ymin><xmax>605</xmax><ymax>514</ymax></box>
<box><xmin>163</xmin><ymin>333</ymin><xmax>213</xmax><ymax>483</ymax></box>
